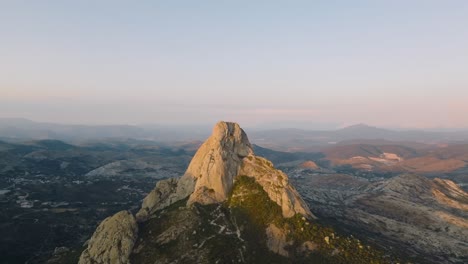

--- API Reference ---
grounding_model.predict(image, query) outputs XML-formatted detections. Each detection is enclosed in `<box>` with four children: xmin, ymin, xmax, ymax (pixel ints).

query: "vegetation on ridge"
<box><xmin>228</xmin><ymin>175</ymin><xmax>398</xmax><ymax>263</ymax></box>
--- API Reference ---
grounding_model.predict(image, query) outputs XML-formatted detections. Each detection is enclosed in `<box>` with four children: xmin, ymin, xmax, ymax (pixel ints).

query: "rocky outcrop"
<box><xmin>135</xmin><ymin>122</ymin><xmax>253</xmax><ymax>220</ymax></box>
<box><xmin>80</xmin><ymin>121</ymin><xmax>396</xmax><ymax>264</ymax></box>
<box><xmin>79</xmin><ymin>211</ymin><xmax>138</xmax><ymax>264</ymax></box>
<box><xmin>186</xmin><ymin>121</ymin><xmax>253</xmax><ymax>204</ymax></box>
<box><xmin>120</xmin><ymin>121</ymin><xmax>323</xmax><ymax>260</ymax></box>
<box><xmin>136</xmin><ymin>178</ymin><xmax>179</xmax><ymax>221</ymax></box>
<box><xmin>265</xmin><ymin>224</ymin><xmax>291</xmax><ymax>257</ymax></box>
<box><xmin>240</xmin><ymin>155</ymin><xmax>314</xmax><ymax>218</ymax></box>
<box><xmin>137</xmin><ymin>121</ymin><xmax>312</xmax><ymax>221</ymax></box>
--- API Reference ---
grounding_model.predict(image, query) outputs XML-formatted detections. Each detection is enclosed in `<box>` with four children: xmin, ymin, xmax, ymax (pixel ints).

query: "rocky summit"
<box><xmin>136</xmin><ymin>121</ymin><xmax>258</xmax><ymax>221</ymax></box>
<box><xmin>78</xmin><ymin>122</ymin><xmax>393</xmax><ymax>264</ymax></box>
<box><xmin>136</xmin><ymin>121</ymin><xmax>313</xmax><ymax>222</ymax></box>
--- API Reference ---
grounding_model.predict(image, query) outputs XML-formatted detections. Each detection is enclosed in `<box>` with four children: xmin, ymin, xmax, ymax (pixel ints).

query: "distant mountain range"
<box><xmin>1</xmin><ymin>118</ymin><xmax>468</xmax><ymax>149</ymax></box>
<box><xmin>247</xmin><ymin>124</ymin><xmax>468</xmax><ymax>151</ymax></box>
<box><xmin>0</xmin><ymin>118</ymin><xmax>209</xmax><ymax>143</ymax></box>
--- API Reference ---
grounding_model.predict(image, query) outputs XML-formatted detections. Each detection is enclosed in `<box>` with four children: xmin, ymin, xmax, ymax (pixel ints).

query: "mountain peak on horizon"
<box><xmin>340</xmin><ymin>123</ymin><xmax>378</xmax><ymax>130</ymax></box>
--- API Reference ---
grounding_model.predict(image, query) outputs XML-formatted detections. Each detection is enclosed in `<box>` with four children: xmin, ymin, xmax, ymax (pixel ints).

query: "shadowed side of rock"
<box><xmin>136</xmin><ymin>178</ymin><xmax>179</xmax><ymax>221</ymax></box>
<box><xmin>78</xmin><ymin>211</ymin><xmax>138</xmax><ymax>264</ymax></box>
<box><xmin>186</xmin><ymin>121</ymin><xmax>253</xmax><ymax>204</ymax></box>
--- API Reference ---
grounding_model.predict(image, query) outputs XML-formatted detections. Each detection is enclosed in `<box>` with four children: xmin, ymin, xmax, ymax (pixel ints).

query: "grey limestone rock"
<box><xmin>136</xmin><ymin>178</ymin><xmax>179</xmax><ymax>222</ymax></box>
<box><xmin>265</xmin><ymin>223</ymin><xmax>291</xmax><ymax>257</ymax></box>
<box><xmin>186</xmin><ymin>121</ymin><xmax>253</xmax><ymax>205</ymax></box>
<box><xmin>78</xmin><ymin>211</ymin><xmax>138</xmax><ymax>264</ymax></box>
<box><xmin>137</xmin><ymin>121</ymin><xmax>313</xmax><ymax>221</ymax></box>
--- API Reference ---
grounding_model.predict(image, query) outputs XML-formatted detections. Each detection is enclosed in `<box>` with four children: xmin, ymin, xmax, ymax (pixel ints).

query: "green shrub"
<box><xmin>227</xmin><ymin>175</ymin><xmax>395</xmax><ymax>264</ymax></box>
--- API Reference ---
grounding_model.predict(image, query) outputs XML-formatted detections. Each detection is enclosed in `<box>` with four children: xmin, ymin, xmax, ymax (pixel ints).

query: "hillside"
<box><xmin>294</xmin><ymin>174</ymin><xmax>468</xmax><ymax>263</ymax></box>
<box><xmin>72</xmin><ymin>122</ymin><xmax>394</xmax><ymax>264</ymax></box>
<box><xmin>319</xmin><ymin>143</ymin><xmax>468</xmax><ymax>174</ymax></box>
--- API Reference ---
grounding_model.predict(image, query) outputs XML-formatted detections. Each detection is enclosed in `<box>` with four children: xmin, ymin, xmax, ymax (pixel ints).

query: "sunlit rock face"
<box><xmin>136</xmin><ymin>121</ymin><xmax>312</xmax><ymax>221</ymax></box>
<box><xmin>136</xmin><ymin>121</ymin><xmax>254</xmax><ymax>221</ymax></box>
<box><xmin>186</xmin><ymin>121</ymin><xmax>253</xmax><ymax>205</ymax></box>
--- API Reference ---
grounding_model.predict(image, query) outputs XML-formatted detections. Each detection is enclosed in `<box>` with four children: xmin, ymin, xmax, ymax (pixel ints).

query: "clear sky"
<box><xmin>1</xmin><ymin>1</ymin><xmax>468</xmax><ymax>129</ymax></box>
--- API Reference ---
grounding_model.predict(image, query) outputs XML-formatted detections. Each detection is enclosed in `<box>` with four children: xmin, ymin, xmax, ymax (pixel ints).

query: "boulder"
<box><xmin>265</xmin><ymin>224</ymin><xmax>291</xmax><ymax>257</ymax></box>
<box><xmin>79</xmin><ymin>211</ymin><xmax>138</xmax><ymax>264</ymax></box>
<box><xmin>136</xmin><ymin>178</ymin><xmax>179</xmax><ymax>222</ymax></box>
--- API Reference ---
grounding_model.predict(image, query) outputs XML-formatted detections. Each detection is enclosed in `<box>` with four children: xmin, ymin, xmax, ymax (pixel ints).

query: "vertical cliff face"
<box><xmin>186</xmin><ymin>121</ymin><xmax>253</xmax><ymax>204</ymax></box>
<box><xmin>136</xmin><ymin>122</ymin><xmax>255</xmax><ymax>221</ymax></box>
<box><xmin>136</xmin><ymin>121</ymin><xmax>312</xmax><ymax>222</ymax></box>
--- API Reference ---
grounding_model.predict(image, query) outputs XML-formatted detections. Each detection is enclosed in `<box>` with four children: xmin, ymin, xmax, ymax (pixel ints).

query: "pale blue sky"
<box><xmin>1</xmin><ymin>1</ymin><xmax>468</xmax><ymax>128</ymax></box>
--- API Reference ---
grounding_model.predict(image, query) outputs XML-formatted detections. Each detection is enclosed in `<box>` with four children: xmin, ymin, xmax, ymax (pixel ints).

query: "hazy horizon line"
<box><xmin>1</xmin><ymin>116</ymin><xmax>467</xmax><ymax>133</ymax></box>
